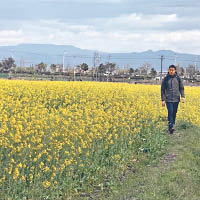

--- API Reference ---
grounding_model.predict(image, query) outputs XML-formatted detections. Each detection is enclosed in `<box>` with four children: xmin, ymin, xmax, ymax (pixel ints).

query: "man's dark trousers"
<box><xmin>166</xmin><ymin>102</ymin><xmax>179</xmax><ymax>130</ymax></box>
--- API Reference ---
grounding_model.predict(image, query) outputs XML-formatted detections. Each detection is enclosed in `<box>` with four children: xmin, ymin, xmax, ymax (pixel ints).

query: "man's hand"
<box><xmin>162</xmin><ymin>101</ymin><xmax>166</xmax><ymax>107</ymax></box>
<box><xmin>181</xmin><ymin>97</ymin><xmax>185</xmax><ymax>103</ymax></box>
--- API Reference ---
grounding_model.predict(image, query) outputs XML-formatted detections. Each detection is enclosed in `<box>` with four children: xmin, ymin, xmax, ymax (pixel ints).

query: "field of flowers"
<box><xmin>0</xmin><ymin>80</ymin><xmax>199</xmax><ymax>199</ymax></box>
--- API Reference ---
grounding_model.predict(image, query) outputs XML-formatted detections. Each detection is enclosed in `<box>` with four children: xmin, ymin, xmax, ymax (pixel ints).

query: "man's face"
<box><xmin>168</xmin><ymin>67</ymin><xmax>176</xmax><ymax>76</ymax></box>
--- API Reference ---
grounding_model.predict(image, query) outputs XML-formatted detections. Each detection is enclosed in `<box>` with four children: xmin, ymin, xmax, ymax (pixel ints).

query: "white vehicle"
<box><xmin>104</xmin><ymin>72</ymin><xmax>112</xmax><ymax>76</ymax></box>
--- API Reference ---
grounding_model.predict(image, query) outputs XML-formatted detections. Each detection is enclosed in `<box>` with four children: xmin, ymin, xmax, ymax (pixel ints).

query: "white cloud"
<box><xmin>92</xmin><ymin>13</ymin><xmax>178</xmax><ymax>31</ymax></box>
<box><xmin>0</xmin><ymin>17</ymin><xmax>200</xmax><ymax>54</ymax></box>
<box><xmin>0</xmin><ymin>30</ymin><xmax>23</xmax><ymax>46</ymax></box>
<box><xmin>77</xmin><ymin>0</ymin><xmax>122</xmax><ymax>3</ymax></box>
<box><xmin>41</xmin><ymin>0</ymin><xmax>122</xmax><ymax>3</ymax></box>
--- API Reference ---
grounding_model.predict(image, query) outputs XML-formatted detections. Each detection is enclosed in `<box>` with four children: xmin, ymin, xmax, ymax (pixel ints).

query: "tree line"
<box><xmin>0</xmin><ymin>57</ymin><xmax>199</xmax><ymax>81</ymax></box>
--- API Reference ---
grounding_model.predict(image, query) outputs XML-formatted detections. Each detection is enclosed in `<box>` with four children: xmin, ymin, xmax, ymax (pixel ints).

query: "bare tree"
<box><xmin>36</xmin><ymin>62</ymin><xmax>47</xmax><ymax>73</ymax></box>
<box><xmin>129</xmin><ymin>68</ymin><xmax>134</xmax><ymax>75</ymax></box>
<box><xmin>149</xmin><ymin>68</ymin><xmax>157</xmax><ymax>77</ymax></box>
<box><xmin>186</xmin><ymin>64</ymin><xmax>196</xmax><ymax>78</ymax></box>
<box><xmin>2</xmin><ymin>57</ymin><xmax>16</xmax><ymax>72</ymax></box>
<box><xmin>80</xmin><ymin>63</ymin><xmax>88</xmax><ymax>73</ymax></box>
<box><xmin>105</xmin><ymin>62</ymin><xmax>116</xmax><ymax>74</ymax></box>
<box><xmin>50</xmin><ymin>64</ymin><xmax>57</xmax><ymax>73</ymax></box>
<box><xmin>139</xmin><ymin>62</ymin><xmax>151</xmax><ymax>75</ymax></box>
<box><xmin>176</xmin><ymin>63</ymin><xmax>185</xmax><ymax>76</ymax></box>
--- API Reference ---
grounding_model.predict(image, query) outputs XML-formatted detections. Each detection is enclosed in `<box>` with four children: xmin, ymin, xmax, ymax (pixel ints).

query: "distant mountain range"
<box><xmin>0</xmin><ymin>44</ymin><xmax>199</xmax><ymax>71</ymax></box>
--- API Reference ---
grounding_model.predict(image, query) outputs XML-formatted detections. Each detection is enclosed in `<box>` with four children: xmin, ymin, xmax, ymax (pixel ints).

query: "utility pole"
<box><xmin>93</xmin><ymin>51</ymin><xmax>100</xmax><ymax>81</ymax></box>
<box><xmin>62</xmin><ymin>51</ymin><xmax>67</xmax><ymax>72</ymax></box>
<box><xmin>96</xmin><ymin>53</ymin><xmax>101</xmax><ymax>81</ymax></box>
<box><xmin>123</xmin><ymin>65</ymin><xmax>125</xmax><ymax>82</ymax></box>
<box><xmin>174</xmin><ymin>53</ymin><xmax>177</xmax><ymax>66</ymax></box>
<box><xmin>160</xmin><ymin>55</ymin><xmax>164</xmax><ymax>81</ymax></box>
<box><xmin>73</xmin><ymin>56</ymin><xmax>76</xmax><ymax>81</ymax></box>
<box><xmin>107</xmin><ymin>54</ymin><xmax>111</xmax><ymax>82</ymax></box>
<box><xmin>194</xmin><ymin>56</ymin><xmax>198</xmax><ymax>72</ymax></box>
<box><xmin>93</xmin><ymin>52</ymin><xmax>97</xmax><ymax>81</ymax></box>
<box><xmin>66</xmin><ymin>63</ymin><xmax>70</xmax><ymax>74</ymax></box>
<box><xmin>20</xmin><ymin>57</ymin><xmax>24</xmax><ymax>68</ymax></box>
<box><xmin>9</xmin><ymin>49</ymin><xmax>15</xmax><ymax>77</ymax></box>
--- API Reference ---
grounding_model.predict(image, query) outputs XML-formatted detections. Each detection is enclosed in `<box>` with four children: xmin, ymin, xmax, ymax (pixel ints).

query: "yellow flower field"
<box><xmin>0</xmin><ymin>79</ymin><xmax>199</xmax><ymax>198</ymax></box>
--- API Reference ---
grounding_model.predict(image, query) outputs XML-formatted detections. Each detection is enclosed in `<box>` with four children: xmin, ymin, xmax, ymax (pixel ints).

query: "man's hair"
<box><xmin>168</xmin><ymin>65</ymin><xmax>176</xmax><ymax>70</ymax></box>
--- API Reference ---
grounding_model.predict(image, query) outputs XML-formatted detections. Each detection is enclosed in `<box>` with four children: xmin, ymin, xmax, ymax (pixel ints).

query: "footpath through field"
<box><xmin>110</xmin><ymin>124</ymin><xmax>200</xmax><ymax>200</ymax></box>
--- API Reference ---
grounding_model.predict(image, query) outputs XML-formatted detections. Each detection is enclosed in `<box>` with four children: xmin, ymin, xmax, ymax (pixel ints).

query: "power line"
<box><xmin>160</xmin><ymin>55</ymin><xmax>164</xmax><ymax>81</ymax></box>
<box><xmin>3</xmin><ymin>50</ymin><xmax>200</xmax><ymax>68</ymax></box>
<box><xmin>5</xmin><ymin>49</ymin><xmax>200</xmax><ymax>62</ymax></box>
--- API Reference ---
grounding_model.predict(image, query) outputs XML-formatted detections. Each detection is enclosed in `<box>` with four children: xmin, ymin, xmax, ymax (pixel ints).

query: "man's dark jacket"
<box><xmin>161</xmin><ymin>73</ymin><xmax>184</xmax><ymax>102</ymax></box>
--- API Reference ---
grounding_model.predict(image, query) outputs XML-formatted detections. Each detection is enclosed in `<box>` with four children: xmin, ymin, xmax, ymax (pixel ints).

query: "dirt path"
<box><xmin>110</xmin><ymin>126</ymin><xmax>200</xmax><ymax>200</ymax></box>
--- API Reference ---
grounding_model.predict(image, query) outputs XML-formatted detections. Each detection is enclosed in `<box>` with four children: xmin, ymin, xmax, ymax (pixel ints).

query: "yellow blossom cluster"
<box><xmin>0</xmin><ymin>79</ymin><xmax>199</xmax><ymax>196</ymax></box>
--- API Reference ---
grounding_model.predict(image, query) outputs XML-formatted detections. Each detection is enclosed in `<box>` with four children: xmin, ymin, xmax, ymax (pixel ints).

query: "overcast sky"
<box><xmin>1</xmin><ymin>0</ymin><xmax>200</xmax><ymax>54</ymax></box>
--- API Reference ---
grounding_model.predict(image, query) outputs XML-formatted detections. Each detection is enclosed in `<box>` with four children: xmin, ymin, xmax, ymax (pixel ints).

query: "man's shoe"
<box><xmin>172</xmin><ymin>124</ymin><xmax>175</xmax><ymax>131</ymax></box>
<box><xmin>169</xmin><ymin>129</ymin><xmax>174</xmax><ymax>134</ymax></box>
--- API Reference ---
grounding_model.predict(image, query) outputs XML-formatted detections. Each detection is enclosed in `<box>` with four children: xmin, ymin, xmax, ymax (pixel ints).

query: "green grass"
<box><xmin>0</xmin><ymin>120</ymin><xmax>168</xmax><ymax>200</ymax></box>
<box><xmin>1</xmin><ymin>119</ymin><xmax>199</xmax><ymax>199</ymax></box>
<box><xmin>108</xmin><ymin>121</ymin><xmax>200</xmax><ymax>200</ymax></box>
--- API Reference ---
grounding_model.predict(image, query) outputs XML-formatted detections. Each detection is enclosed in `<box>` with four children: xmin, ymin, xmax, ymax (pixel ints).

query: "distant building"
<box><xmin>155</xmin><ymin>71</ymin><xmax>168</xmax><ymax>80</ymax></box>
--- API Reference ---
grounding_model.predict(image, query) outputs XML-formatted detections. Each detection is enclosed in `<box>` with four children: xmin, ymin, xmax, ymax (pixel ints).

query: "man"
<box><xmin>161</xmin><ymin>65</ymin><xmax>185</xmax><ymax>134</ymax></box>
